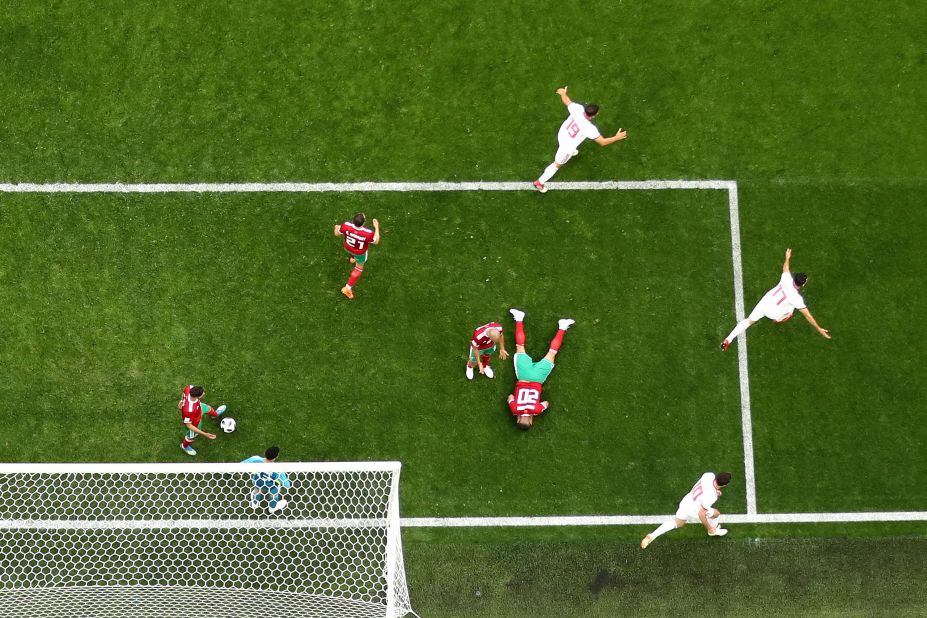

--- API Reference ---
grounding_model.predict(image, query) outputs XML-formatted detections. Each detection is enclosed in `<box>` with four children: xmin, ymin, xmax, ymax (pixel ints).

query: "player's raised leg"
<box><xmin>640</xmin><ymin>518</ymin><xmax>685</xmax><ymax>549</ymax></box>
<box><xmin>542</xmin><ymin>318</ymin><xmax>574</xmax><ymax>363</ymax></box>
<box><xmin>509</xmin><ymin>308</ymin><xmax>527</xmax><ymax>351</ymax></box>
<box><xmin>721</xmin><ymin>317</ymin><xmax>757</xmax><ymax>350</ymax></box>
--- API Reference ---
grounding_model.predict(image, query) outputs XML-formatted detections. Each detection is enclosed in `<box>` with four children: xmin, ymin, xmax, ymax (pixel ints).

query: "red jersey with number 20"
<box><xmin>508</xmin><ymin>381</ymin><xmax>548</xmax><ymax>416</ymax></box>
<box><xmin>339</xmin><ymin>222</ymin><xmax>376</xmax><ymax>255</ymax></box>
<box><xmin>471</xmin><ymin>322</ymin><xmax>503</xmax><ymax>351</ymax></box>
<box><xmin>180</xmin><ymin>385</ymin><xmax>204</xmax><ymax>427</ymax></box>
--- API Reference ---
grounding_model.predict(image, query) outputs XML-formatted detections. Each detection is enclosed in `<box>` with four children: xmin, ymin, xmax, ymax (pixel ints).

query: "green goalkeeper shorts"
<box><xmin>514</xmin><ymin>352</ymin><xmax>554</xmax><ymax>383</ymax></box>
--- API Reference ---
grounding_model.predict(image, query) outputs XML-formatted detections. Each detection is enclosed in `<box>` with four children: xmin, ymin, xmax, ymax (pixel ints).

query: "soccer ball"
<box><xmin>220</xmin><ymin>417</ymin><xmax>236</xmax><ymax>433</ymax></box>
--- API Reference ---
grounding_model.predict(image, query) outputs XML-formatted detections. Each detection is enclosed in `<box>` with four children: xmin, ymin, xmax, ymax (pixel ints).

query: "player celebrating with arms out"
<box><xmin>721</xmin><ymin>247</ymin><xmax>831</xmax><ymax>351</ymax></box>
<box><xmin>334</xmin><ymin>212</ymin><xmax>381</xmax><ymax>299</ymax></box>
<box><xmin>466</xmin><ymin>321</ymin><xmax>509</xmax><ymax>380</ymax></box>
<box><xmin>506</xmin><ymin>308</ymin><xmax>574</xmax><ymax>430</ymax></box>
<box><xmin>178</xmin><ymin>385</ymin><xmax>227</xmax><ymax>456</ymax></box>
<box><xmin>533</xmin><ymin>86</ymin><xmax>627</xmax><ymax>194</ymax></box>
<box><xmin>641</xmin><ymin>471</ymin><xmax>733</xmax><ymax>549</ymax></box>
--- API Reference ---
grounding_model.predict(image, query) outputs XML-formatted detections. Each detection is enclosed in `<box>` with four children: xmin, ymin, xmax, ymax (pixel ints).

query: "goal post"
<box><xmin>0</xmin><ymin>462</ymin><xmax>418</xmax><ymax>618</ymax></box>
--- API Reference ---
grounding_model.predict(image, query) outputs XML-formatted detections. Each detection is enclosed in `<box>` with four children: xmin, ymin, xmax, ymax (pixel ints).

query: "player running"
<box><xmin>466</xmin><ymin>321</ymin><xmax>509</xmax><ymax>380</ymax></box>
<box><xmin>178</xmin><ymin>385</ymin><xmax>227</xmax><ymax>456</ymax></box>
<box><xmin>506</xmin><ymin>308</ymin><xmax>574</xmax><ymax>430</ymax></box>
<box><xmin>721</xmin><ymin>248</ymin><xmax>831</xmax><ymax>350</ymax></box>
<box><xmin>533</xmin><ymin>86</ymin><xmax>627</xmax><ymax>194</ymax></box>
<box><xmin>334</xmin><ymin>212</ymin><xmax>381</xmax><ymax>299</ymax></box>
<box><xmin>640</xmin><ymin>471</ymin><xmax>733</xmax><ymax>549</ymax></box>
<box><xmin>241</xmin><ymin>446</ymin><xmax>291</xmax><ymax>514</ymax></box>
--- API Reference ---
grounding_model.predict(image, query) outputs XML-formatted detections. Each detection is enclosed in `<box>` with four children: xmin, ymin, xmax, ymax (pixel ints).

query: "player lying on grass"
<box><xmin>533</xmin><ymin>86</ymin><xmax>627</xmax><ymax>194</ymax></box>
<box><xmin>334</xmin><ymin>212</ymin><xmax>381</xmax><ymax>299</ymax></box>
<box><xmin>506</xmin><ymin>308</ymin><xmax>574</xmax><ymax>430</ymax></box>
<box><xmin>466</xmin><ymin>321</ymin><xmax>509</xmax><ymax>380</ymax></box>
<box><xmin>241</xmin><ymin>446</ymin><xmax>291</xmax><ymax>514</ymax></box>
<box><xmin>641</xmin><ymin>471</ymin><xmax>732</xmax><ymax>549</ymax></box>
<box><xmin>178</xmin><ymin>385</ymin><xmax>227</xmax><ymax>456</ymax></box>
<box><xmin>721</xmin><ymin>247</ymin><xmax>831</xmax><ymax>351</ymax></box>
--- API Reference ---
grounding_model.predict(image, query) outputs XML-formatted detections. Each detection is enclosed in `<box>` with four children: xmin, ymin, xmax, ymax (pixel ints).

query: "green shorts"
<box><xmin>469</xmin><ymin>344</ymin><xmax>496</xmax><ymax>363</ymax></box>
<box><xmin>514</xmin><ymin>352</ymin><xmax>554</xmax><ymax>384</ymax></box>
<box><xmin>184</xmin><ymin>405</ymin><xmax>212</xmax><ymax>440</ymax></box>
<box><xmin>345</xmin><ymin>247</ymin><xmax>368</xmax><ymax>264</ymax></box>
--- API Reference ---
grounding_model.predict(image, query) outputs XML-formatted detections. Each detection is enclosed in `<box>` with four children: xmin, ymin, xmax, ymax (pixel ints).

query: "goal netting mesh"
<box><xmin>0</xmin><ymin>462</ymin><xmax>417</xmax><ymax>618</ymax></box>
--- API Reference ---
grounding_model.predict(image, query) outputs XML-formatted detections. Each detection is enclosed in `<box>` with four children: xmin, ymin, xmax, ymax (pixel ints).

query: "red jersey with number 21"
<box><xmin>180</xmin><ymin>385</ymin><xmax>204</xmax><ymax>426</ymax></box>
<box><xmin>339</xmin><ymin>222</ymin><xmax>375</xmax><ymax>255</ymax></box>
<box><xmin>508</xmin><ymin>381</ymin><xmax>547</xmax><ymax>416</ymax></box>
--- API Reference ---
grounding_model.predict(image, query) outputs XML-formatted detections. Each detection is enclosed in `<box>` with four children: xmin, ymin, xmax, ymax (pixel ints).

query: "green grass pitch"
<box><xmin>1</xmin><ymin>0</ymin><xmax>926</xmax><ymax>616</ymax></box>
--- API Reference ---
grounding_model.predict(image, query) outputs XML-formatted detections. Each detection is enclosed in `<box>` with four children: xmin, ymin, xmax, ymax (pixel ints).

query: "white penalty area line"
<box><xmin>0</xmin><ymin>180</ymin><xmax>735</xmax><ymax>193</ymax></box>
<box><xmin>1</xmin><ymin>178</ymin><xmax>757</xmax><ymax>518</ymax></box>
<box><xmin>402</xmin><ymin>512</ymin><xmax>927</xmax><ymax>527</ymax></box>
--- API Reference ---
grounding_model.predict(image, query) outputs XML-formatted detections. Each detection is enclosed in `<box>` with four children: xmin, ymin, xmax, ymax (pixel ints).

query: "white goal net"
<box><xmin>0</xmin><ymin>462</ymin><xmax>417</xmax><ymax>618</ymax></box>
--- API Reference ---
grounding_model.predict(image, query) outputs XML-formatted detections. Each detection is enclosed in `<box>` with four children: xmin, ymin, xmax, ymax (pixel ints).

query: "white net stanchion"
<box><xmin>0</xmin><ymin>462</ymin><xmax>417</xmax><ymax>618</ymax></box>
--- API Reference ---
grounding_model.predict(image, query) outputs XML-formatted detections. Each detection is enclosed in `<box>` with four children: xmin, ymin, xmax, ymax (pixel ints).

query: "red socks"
<box><xmin>182</xmin><ymin>438</ymin><xmax>193</xmax><ymax>449</ymax></box>
<box><xmin>549</xmin><ymin>329</ymin><xmax>565</xmax><ymax>352</ymax></box>
<box><xmin>347</xmin><ymin>266</ymin><xmax>364</xmax><ymax>288</ymax></box>
<box><xmin>515</xmin><ymin>321</ymin><xmax>526</xmax><ymax>345</ymax></box>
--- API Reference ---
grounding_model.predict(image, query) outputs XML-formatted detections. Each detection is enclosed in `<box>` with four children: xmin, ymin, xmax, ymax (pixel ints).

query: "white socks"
<box><xmin>538</xmin><ymin>163</ymin><xmax>559</xmax><ymax>184</ymax></box>
<box><xmin>650</xmin><ymin>519</ymin><xmax>677</xmax><ymax>540</ymax></box>
<box><xmin>725</xmin><ymin>319</ymin><xmax>751</xmax><ymax>342</ymax></box>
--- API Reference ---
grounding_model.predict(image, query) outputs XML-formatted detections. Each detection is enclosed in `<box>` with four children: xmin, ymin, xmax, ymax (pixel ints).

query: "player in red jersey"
<box><xmin>334</xmin><ymin>212</ymin><xmax>381</xmax><ymax>299</ymax></box>
<box><xmin>506</xmin><ymin>309</ymin><xmax>574</xmax><ymax>430</ymax></box>
<box><xmin>466</xmin><ymin>321</ymin><xmax>509</xmax><ymax>380</ymax></box>
<box><xmin>178</xmin><ymin>385</ymin><xmax>227</xmax><ymax>456</ymax></box>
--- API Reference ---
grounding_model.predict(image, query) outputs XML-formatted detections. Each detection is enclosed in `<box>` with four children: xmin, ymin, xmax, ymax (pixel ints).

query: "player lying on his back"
<box><xmin>506</xmin><ymin>308</ymin><xmax>574</xmax><ymax>430</ymax></box>
<box><xmin>334</xmin><ymin>212</ymin><xmax>381</xmax><ymax>300</ymax></box>
<box><xmin>466</xmin><ymin>321</ymin><xmax>509</xmax><ymax>380</ymax></box>
<box><xmin>178</xmin><ymin>385</ymin><xmax>227</xmax><ymax>456</ymax></box>
<box><xmin>241</xmin><ymin>446</ymin><xmax>291</xmax><ymax>514</ymax></box>
<box><xmin>533</xmin><ymin>86</ymin><xmax>627</xmax><ymax>194</ymax></box>
<box><xmin>721</xmin><ymin>247</ymin><xmax>831</xmax><ymax>351</ymax></box>
<box><xmin>640</xmin><ymin>471</ymin><xmax>732</xmax><ymax>549</ymax></box>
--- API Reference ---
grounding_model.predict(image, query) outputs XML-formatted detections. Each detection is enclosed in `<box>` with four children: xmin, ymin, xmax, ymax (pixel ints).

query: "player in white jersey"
<box><xmin>721</xmin><ymin>248</ymin><xmax>831</xmax><ymax>350</ymax></box>
<box><xmin>533</xmin><ymin>86</ymin><xmax>628</xmax><ymax>193</ymax></box>
<box><xmin>640</xmin><ymin>471</ymin><xmax>732</xmax><ymax>549</ymax></box>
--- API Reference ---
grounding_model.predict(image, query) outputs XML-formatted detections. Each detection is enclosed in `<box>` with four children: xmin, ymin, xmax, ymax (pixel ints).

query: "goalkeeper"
<box><xmin>241</xmin><ymin>446</ymin><xmax>291</xmax><ymax>514</ymax></box>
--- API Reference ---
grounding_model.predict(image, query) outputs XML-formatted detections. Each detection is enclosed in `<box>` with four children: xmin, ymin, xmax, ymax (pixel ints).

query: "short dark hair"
<box><xmin>584</xmin><ymin>103</ymin><xmax>600</xmax><ymax>118</ymax></box>
<box><xmin>715</xmin><ymin>472</ymin><xmax>732</xmax><ymax>486</ymax></box>
<box><xmin>265</xmin><ymin>446</ymin><xmax>280</xmax><ymax>461</ymax></box>
<box><xmin>793</xmin><ymin>272</ymin><xmax>808</xmax><ymax>287</ymax></box>
<box><xmin>352</xmin><ymin>212</ymin><xmax>366</xmax><ymax>226</ymax></box>
<box><xmin>516</xmin><ymin>417</ymin><xmax>532</xmax><ymax>431</ymax></box>
<box><xmin>189</xmin><ymin>386</ymin><xmax>204</xmax><ymax>398</ymax></box>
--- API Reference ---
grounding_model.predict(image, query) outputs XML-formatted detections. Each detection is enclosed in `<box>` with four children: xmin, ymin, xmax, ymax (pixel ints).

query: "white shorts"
<box><xmin>675</xmin><ymin>499</ymin><xmax>702</xmax><ymax>524</ymax></box>
<box><xmin>748</xmin><ymin>299</ymin><xmax>793</xmax><ymax>323</ymax></box>
<box><xmin>554</xmin><ymin>143</ymin><xmax>578</xmax><ymax>165</ymax></box>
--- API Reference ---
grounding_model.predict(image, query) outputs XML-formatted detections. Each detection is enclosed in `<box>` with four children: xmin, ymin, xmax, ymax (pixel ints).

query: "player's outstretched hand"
<box><xmin>819</xmin><ymin>328</ymin><xmax>832</xmax><ymax>339</ymax></box>
<box><xmin>556</xmin><ymin>86</ymin><xmax>568</xmax><ymax>96</ymax></box>
<box><xmin>615</xmin><ymin>128</ymin><xmax>628</xmax><ymax>140</ymax></box>
<box><xmin>785</xmin><ymin>247</ymin><xmax>792</xmax><ymax>260</ymax></box>
<box><xmin>206</xmin><ymin>433</ymin><xmax>217</xmax><ymax>440</ymax></box>
<box><xmin>373</xmin><ymin>218</ymin><xmax>380</xmax><ymax>227</ymax></box>
<box><xmin>499</xmin><ymin>349</ymin><xmax>510</xmax><ymax>361</ymax></box>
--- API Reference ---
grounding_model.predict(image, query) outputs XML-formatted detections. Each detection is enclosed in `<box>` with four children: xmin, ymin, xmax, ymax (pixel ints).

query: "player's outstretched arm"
<box><xmin>186</xmin><ymin>422</ymin><xmax>216</xmax><ymax>440</ymax></box>
<box><xmin>783</xmin><ymin>247</ymin><xmax>792</xmax><ymax>273</ymax></box>
<box><xmin>497</xmin><ymin>332</ymin><xmax>509</xmax><ymax>360</ymax></box>
<box><xmin>594</xmin><ymin>129</ymin><xmax>628</xmax><ymax>146</ymax></box>
<box><xmin>799</xmin><ymin>308</ymin><xmax>831</xmax><ymax>339</ymax></box>
<box><xmin>333</xmin><ymin>224</ymin><xmax>342</xmax><ymax>237</ymax></box>
<box><xmin>372</xmin><ymin>218</ymin><xmax>381</xmax><ymax>244</ymax></box>
<box><xmin>556</xmin><ymin>86</ymin><xmax>572</xmax><ymax>106</ymax></box>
